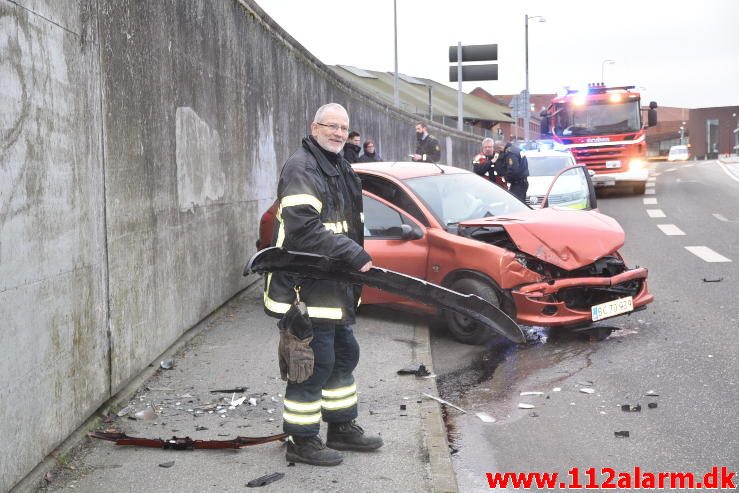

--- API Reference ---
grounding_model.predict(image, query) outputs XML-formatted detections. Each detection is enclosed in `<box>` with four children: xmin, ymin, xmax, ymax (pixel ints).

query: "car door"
<box><xmin>361</xmin><ymin>192</ymin><xmax>429</xmax><ymax>305</ymax></box>
<box><xmin>541</xmin><ymin>164</ymin><xmax>598</xmax><ymax>210</ymax></box>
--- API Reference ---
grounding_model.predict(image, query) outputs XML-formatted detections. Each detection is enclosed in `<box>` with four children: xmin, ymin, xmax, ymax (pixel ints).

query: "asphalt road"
<box><xmin>431</xmin><ymin>160</ymin><xmax>739</xmax><ymax>491</ymax></box>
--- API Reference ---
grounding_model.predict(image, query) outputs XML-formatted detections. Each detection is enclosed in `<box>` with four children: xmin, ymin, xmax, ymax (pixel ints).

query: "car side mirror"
<box><xmin>400</xmin><ymin>223</ymin><xmax>423</xmax><ymax>240</ymax></box>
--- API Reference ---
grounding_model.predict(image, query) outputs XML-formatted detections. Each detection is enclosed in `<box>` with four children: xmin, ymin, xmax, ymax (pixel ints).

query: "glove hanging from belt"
<box><xmin>277</xmin><ymin>286</ymin><xmax>314</xmax><ymax>384</ymax></box>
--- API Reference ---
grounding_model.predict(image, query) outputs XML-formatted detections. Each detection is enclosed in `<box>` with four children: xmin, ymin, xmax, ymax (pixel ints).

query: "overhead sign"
<box><xmin>448</xmin><ymin>44</ymin><xmax>498</xmax><ymax>63</ymax></box>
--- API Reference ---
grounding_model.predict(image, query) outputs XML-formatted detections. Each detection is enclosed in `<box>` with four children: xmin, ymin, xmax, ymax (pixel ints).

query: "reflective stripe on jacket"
<box><xmin>264</xmin><ymin>136</ymin><xmax>370</xmax><ymax>325</ymax></box>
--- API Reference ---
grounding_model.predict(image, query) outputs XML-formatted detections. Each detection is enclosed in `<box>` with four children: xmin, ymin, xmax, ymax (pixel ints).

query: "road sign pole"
<box><xmin>457</xmin><ymin>42</ymin><xmax>463</xmax><ymax>131</ymax></box>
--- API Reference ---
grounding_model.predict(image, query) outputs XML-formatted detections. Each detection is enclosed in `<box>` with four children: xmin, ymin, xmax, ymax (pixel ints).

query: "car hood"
<box><xmin>459</xmin><ymin>208</ymin><xmax>625</xmax><ymax>270</ymax></box>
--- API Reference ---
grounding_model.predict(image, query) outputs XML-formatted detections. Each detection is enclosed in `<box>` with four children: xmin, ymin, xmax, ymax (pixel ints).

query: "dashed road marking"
<box><xmin>643</xmin><ymin>198</ymin><xmax>658</xmax><ymax>205</ymax></box>
<box><xmin>646</xmin><ymin>209</ymin><xmax>666</xmax><ymax>218</ymax></box>
<box><xmin>685</xmin><ymin>246</ymin><xmax>732</xmax><ymax>263</ymax></box>
<box><xmin>666</xmin><ymin>167</ymin><xmax>677</xmax><ymax>172</ymax></box>
<box><xmin>657</xmin><ymin>224</ymin><xmax>686</xmax><ymax>235</ymax></box>
<box><xmin>646</xmin><ymin>182</ymin><xmax>655</xmax><ymax>188</ymax></box>
<box><xmin>645</xmin><ymin>188</ymin><xmax>656</xmax><ymax>194</ymax></box>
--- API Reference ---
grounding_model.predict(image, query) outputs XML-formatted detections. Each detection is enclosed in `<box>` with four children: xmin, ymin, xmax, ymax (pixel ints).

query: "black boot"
<box><xmin>286</xmin><ymin>435</ymin><xmax>343</xmax><ymax>466</ymax></box>
<box><xmin>326</xmin><ymin>420</ymin><xmax>383</xmax><ymax>451</ymax></box>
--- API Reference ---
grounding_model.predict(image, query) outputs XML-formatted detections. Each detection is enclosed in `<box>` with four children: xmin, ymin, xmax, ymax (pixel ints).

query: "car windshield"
<box><xmin>403</xmin><ymin>173</ymin><xmax>528</xmax><ymax>227</ymax></box>
<box><xmin>526</xmin><ymin>155</ymin><xmax>572</xmax><ymax>176</ymax></box>
<box><xmin>554</xmin><ymin>100</ymin><xmax>641</xmax><ymax>136</ymax></box>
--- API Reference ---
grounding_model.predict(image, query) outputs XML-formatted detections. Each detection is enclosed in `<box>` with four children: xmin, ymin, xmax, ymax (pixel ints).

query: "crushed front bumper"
<box><xmin>512</xmin><ymin>267</ymin><xmax>653</xmax><ymax>327</ymax></box>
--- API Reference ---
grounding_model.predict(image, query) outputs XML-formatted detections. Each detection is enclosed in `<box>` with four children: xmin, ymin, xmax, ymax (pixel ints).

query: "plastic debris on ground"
<box><xmin>702</xmin><ymin>277</ymin><xmax>723</xmax><ymax>282</ymax></box>
<box><xmin>518</xmin><ymin>403</ymin><xmax>535</xmax><ymax>409</ymax></box>
<box><xmin>552</xmin><ymin>387</ymin><xmax>562</xmax><ymax>392</ymax></box>
<box><xmin>397</xmin><ymin>363</ymin><xmax>432</xmax><ymax>377</ymax></box>
<box><xmin>422</xmin><ymin>392</ymin><xmax>467</xmax><ymax>413</ymax></box>
<box><xmin>249</xmin><ymin>397</ymin><xmax>258</xmax><ymax>406</ymax></box>
<box><xmin>645</xmin><ymin>390</ymin><xmax>659</xmax><ymax>396</ymax></box>
<box><xmin>209</xmin><ymin>386</ymin><xmax>248</xmax><ymax>394</ymax></box>
<box><xmin>579</xmin><ymin>388</ymin><xmax>595</xmax><ymax>394</ymax></box>
<box><xmin>648</xmin><ymin>402</ymin><xmax>658</xmax><ymax>409</ymax></box>
<box><xmin>614</xmin><ymin>431</ymin><xmax>630</xmax><ymax>438</ymax></box>
<box><xmin>116</xmin><ymin>405</ymin><xmax>133</xmax><ymax>417</ymax></box>
<box><xmin>158</xmin><ymin>461</ymin><xmax>175</xmax><ymax>468</ymax></box>
<box><xmin>519</xmin><ymin>391</ymin><xmax>545</xmax><ymax>396</ymax></box>
<box><xmin>159</xmin><ymin>359</ymin><xmax>175</xmax><ymax>370</ymax></box>
<box><xmin>529</xmin><ymin>411</ymin><xmax>539</xmax><ymax>418</ymax></box>
<box><xmin>247</xmin><ymin>472</ymin><xmax>284</xmax><ymax>487</ymax></box>
<box><xmin>621</xmin><ymin>404</ymin><xmax>642</xmax><ymax>412</ymax></box>
<box><xmin>476</xmin><ymin>412</ymin><xmax>496</xmax><ymax>423</ymax></box>
<box><xmin>133</xmin><ymin>407</ymin><xmax>157</xmax><ymax>420</ymax></box>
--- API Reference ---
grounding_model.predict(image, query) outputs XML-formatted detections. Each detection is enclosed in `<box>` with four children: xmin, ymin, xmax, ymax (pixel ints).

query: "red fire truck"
<box><xmin>540</xmin><ymin>84</ymin><xmax>658</xmax><ymax>194</ymax></box>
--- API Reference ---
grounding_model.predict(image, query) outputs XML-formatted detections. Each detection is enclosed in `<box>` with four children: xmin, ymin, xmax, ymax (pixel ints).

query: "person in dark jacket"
<box><xmin>358</xmin><ymin>139</ymin><xmax>383</xmax><ymax>162</ymax></box>
<box><xmin>411</xmin><ymin>122</ymin><xmax>441</xmax><ymax>163</ymax></box>
<box><xmin>343</xmin><ymin>131</ymin><xmax>361</xmax><ymax>163</ymax></box>
<box><xmin>472</xmin><ymin>137</ymin><xmax>506</xmax><ymax>189</ymax></box>
<box><xmin>264</xmin><ymin>103</ymin><xmax>383</xmax><ymax>467</ymax></box>
<box><xmin>494</xmin><ymin>141</ymin><xmax>529</xmax><ymax>202</ymax></box>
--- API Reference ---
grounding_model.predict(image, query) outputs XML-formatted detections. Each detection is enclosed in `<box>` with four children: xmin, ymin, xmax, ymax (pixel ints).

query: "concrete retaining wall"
<box><xmin>0</xmin><ymin>0</ymin><xmax>480</xmax><ymax>489</ymax></box>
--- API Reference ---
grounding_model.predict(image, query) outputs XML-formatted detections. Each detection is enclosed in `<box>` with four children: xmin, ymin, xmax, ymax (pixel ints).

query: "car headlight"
<box><xmin>629</xmin><ymin>159</ymin><xmax>645</xmax><ymax>171</ymax></box>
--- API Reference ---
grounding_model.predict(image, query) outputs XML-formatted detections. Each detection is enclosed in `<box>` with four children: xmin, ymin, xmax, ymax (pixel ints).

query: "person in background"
<box><xmin>472</xmin><ymin>137</ymin><xmax>506</xmax><ymax>189</ymax></box>
<box><xmin>494</xmin><ymin>140</ymin><xmax>529</xmax><ymax>202</ymax></box>
<box><xmin>264</xmin><ymin>103</ymin><xmax>383</xmax><ymax>467</ymax></box>
<box><xmin>411</xmin><ymin>122</ymin><xmax>441</xmax><ymax>163</ymax></box>
<box><xmin>358</xmin><ymin>139</ymin><xmax>383</xmax><ymax>162</ymax></box>
<box><xmin>343</xmin><ymin>131</ymin><xmax>361</xmax><ymax>163</ymax></box>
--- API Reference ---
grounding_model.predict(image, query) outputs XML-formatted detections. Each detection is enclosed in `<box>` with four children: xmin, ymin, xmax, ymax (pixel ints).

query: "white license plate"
<box><xmin>591</xmin><ymin>296</ymin><xmax>634</xmax><ymax>321</ymax></box>
<box><xmin>605</xmin><ymin>160</ymin><xmax>621</xmax><ymax>168</ymax></box>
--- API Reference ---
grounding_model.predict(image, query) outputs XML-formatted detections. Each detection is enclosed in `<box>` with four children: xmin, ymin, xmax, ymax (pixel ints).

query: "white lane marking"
<box><xmin>646</xmin><ymin>181</ymin><xmax>656</xmax><ymax>188</ymax></box>
<box><xmin>717</xmin><ymin>160</ymin><xmax>739</xmax><ymax>183</ymax></box>
<box><xmin>666</xmin><ymin>167</ymin><xmax>677</xmax><ymax>172</ymax></box>
<box><xmin>647</xmin><ymin>177</ymin><xmax>656</xmax><ymax>182</ymax></box>
<box><xmin>685</xmin><ymin>246</ymin><xmax>732</xmax><ymax>263</ymax></box>
<box><xmin>645</xmin><ymin>188</ymin><xmax>656</xmax><ymax>194</ymax></box>
<box><xmin>657</xmin><ymin>224</ymin><xmax>686</xmax><ymax>235</ymax></box>
<box><xmin>646</xmin><ymin>209</ymin><xmax>666</xmax><ymax>218</ymax></box>
<box><xmin>683</xmin><ymin>164</ymin><xmax>694</xmax><ymax>168</ymax></box>
<box><xmin>643</xmin><ymin>198</ymin><xmax>658</xmax><ymax>205</ymax></box>
<box><xmin>713</xmin><ymin>213</ymin><xmax>728</xmax><ymax>222</ymax></box>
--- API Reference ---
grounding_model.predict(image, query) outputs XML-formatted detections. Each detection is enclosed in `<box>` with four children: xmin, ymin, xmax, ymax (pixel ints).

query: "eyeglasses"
<box><xmin>316</xmin><ymin>122</ymin><xmax>350</xmax><ymax>133</ymax></box>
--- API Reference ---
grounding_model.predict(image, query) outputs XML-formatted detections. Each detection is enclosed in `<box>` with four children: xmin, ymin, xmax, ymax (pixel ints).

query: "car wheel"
<box><xmin>445</xmin><ymin>278</ymin><xmax>501</xmax><ymax>345</ymax></box>
<box><xmin>633</xmin><ymin>182</ymin><xmax>646</xmax><ymax>195</ymax></box>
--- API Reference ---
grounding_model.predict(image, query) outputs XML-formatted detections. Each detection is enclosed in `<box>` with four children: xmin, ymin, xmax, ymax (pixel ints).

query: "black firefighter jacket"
<box><xmin>415</xmin><ymin>134</ymin><xmax>441</xmax><ymax>163</ymax></box>
<box><xmin>264</xmin><ymin>136</ymin><xmax>371</xmax><ymax>325</ymax></box>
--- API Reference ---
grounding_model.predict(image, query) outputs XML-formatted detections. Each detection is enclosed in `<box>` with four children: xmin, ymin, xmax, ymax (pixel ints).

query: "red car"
<box><xmin>259</xmin><ymin>162</ymin><xmax>652</xmax><ymax>344</ymax></box>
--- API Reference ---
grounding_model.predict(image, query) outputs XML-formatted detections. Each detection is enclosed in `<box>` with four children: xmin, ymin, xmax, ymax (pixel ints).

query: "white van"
<box><xmin>668</xmin><ymin>145</ymin><xmax>689</xmax><ymax>162</ymax></box>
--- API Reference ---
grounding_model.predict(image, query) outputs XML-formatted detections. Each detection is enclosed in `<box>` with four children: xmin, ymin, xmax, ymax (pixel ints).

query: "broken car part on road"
<box><xmin>88</xmin><ymin>431</ymin><xmax>288</xmax><ymax>449</ymax></box>
<box><xmin>245</xmin><ymin>247</ymin><xmax>527</xmax><ymax>344</ymax></box>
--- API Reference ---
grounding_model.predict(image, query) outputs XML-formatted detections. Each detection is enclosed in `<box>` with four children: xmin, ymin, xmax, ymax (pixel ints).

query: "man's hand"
<box><xmin>359</xmin><ymin>261</ymin><xmax>373</xmax><ymax>272</ymax></box>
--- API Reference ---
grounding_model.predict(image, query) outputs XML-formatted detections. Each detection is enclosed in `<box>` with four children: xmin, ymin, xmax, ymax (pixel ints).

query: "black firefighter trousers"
<box><xmin>282</xmin><ymin>324</ymin><xmax>360</xmax><ymax>437</ymax></box>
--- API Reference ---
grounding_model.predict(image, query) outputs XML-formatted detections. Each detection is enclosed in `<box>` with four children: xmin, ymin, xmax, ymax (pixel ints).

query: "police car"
<box><xmin>522</xmin><ymin>145</ymin><xmax>590</xmax><ymax>209</ymax></box>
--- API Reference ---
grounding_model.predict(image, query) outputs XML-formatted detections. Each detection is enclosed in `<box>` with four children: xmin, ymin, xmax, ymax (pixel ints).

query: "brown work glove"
<box><xmin>278</xmin><ymin>329</ymin><xmax>314</xmax><ymax>384</ymax></box>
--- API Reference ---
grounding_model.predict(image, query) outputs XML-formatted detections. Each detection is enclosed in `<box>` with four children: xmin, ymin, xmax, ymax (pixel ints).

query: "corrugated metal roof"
<box><xmin>330</xmin><ymin>66</ymin><xmax>514</xmax><ymax>124</ymax></box>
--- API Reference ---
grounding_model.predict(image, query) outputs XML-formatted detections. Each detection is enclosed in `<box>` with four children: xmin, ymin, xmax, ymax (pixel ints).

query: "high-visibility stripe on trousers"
<box><xmin>283</xmin><ymin>324</ymin><xmax>360</xmax><ymax>437</ymax></box>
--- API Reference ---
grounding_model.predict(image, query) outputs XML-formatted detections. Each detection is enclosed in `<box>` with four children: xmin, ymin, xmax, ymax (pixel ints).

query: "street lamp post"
<box><xmin>601</xmin><ymin>59</ymin><xmax>615</xmax><ymax>84</ymax></box>
<box><xmin>524</xmin><ymin>14</ymin><xmax>545</xmax><ymax>142</ymax></box>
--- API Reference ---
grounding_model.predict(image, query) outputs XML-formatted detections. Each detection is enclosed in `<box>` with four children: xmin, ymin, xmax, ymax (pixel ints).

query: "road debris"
<box><xmin>621</xmin><ymin>404</ymin><xmax>642</xmax><ymax>412</ymax></box>
<box><xmin>579</xmin><ymin>388</ymin><xmax>595</xmax><ymax>394</ymax></box>
<box><xmin>247</xmin><ymin>472</ymin><xmax>284</xmax><ymax>487</ymax></box>
<box><xmin>518</xmin><ymin>403</ymin><xmax>535</xmax><ymax>409</ymax></box>
<box><xmin>422</xmin><ymin>392</ymin><xmax>467</xmax><ymax>413</ymax></box>
<box><xmin>520</xmin><ymin>391</ymin><xmax>545</xmax><ymax>396</ymax></box>
<box><xmin>116</xmin><ymin>405</ymin><xmax>133</xmax><ymax>417</ymax></box>
<box><xmin>702</xmin><ymin>277</ymin><xmax>723</xmax><ymax>283</ymax></box>
<box><xmin>397</xmin><ymin>363</ymin><xmax>431</xmax><ymax>377</ymax></box>
<box><xmin>158</xmin><ymin>461</ymin><xmax>175</xmax><ymax>468</ymax></box>
<box><xmin>133</xmin><ymin>407</ymin><xmax>157</xmax><ymax>420</ymax></box>
<box><xmin>552</xmin><ymin>387</ymin><xmax>562</xmax><ymax>392</ymax></box>
<box><xmin>576</xmin><ymin>380</ymin><xmax>594</xmax><ymax>387</ymax></box>
<box><xmin>645</xmin><ymin>390</ymin><xmax>659</xmax><ymax>396</ymax></box>
<box><xmin>614</xmin><ymin>431</ymin><xmax>630</xmax><ymax>438</ymax></box>
<box><xmin>249</xmin><ymin>397</ymin><xmax>258</xmax><ymax>406</ymax></box>
<box><xmin>648</xmin><ymin>402</ymin><xmax>658</xmax><ymax>409</ymax></box>
<box><xmin>476</xmin><ymin>412</ymin><xmax>496</xmax><ymax>423</ymax></box>
<box><xmin>159</xmin><ymin>359</ymin><xmax>175</xmax><ymax>370</ymax></box>
<box><xmin>209</xmin><ymin>387</ymin><xmax>248</xmax><ymax>394</ymax></box>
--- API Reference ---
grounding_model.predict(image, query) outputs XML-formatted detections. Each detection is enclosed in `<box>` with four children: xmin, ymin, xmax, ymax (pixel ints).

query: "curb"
<box><xmin>414</xmin><ymin>322</ymin><xmax>459</xmax><ymax>493</ymax></box>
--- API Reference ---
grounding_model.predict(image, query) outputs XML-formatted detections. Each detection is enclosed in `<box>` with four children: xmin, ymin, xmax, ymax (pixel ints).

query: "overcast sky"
<box><xmin>254</xmin><ymin>0</ymin><xmax>738</xmax><ymax>109</ymax></box>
